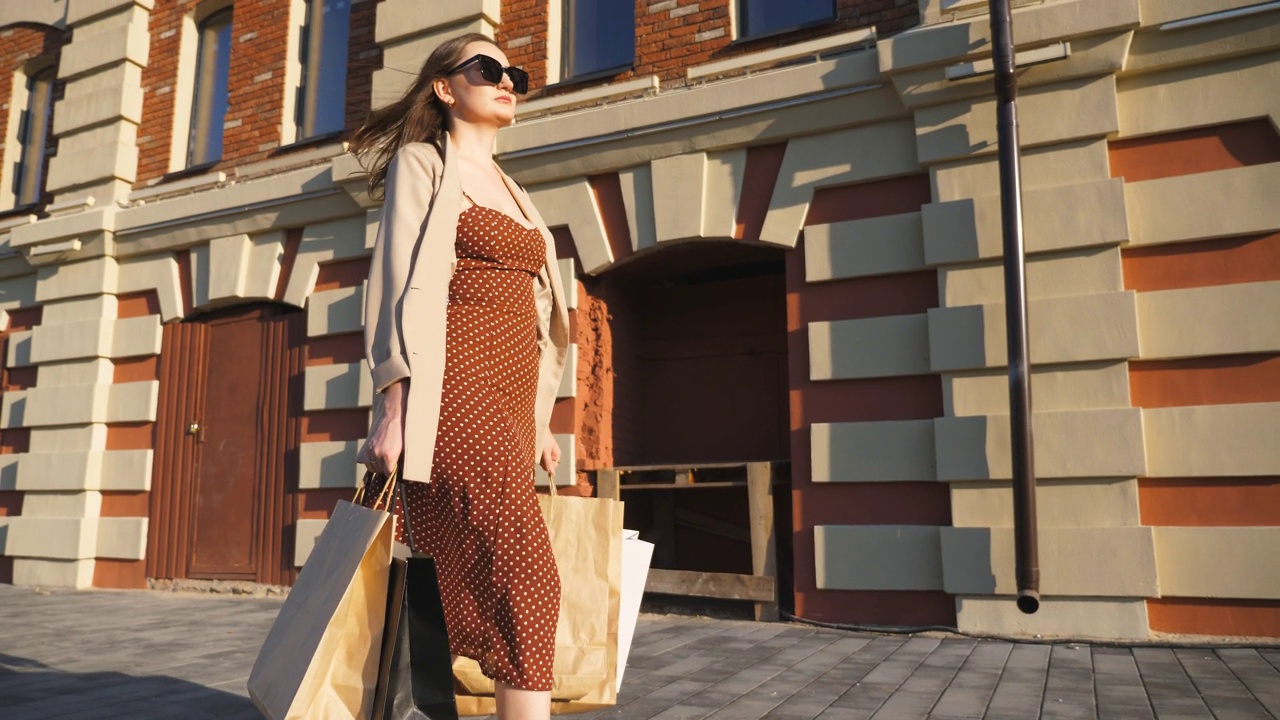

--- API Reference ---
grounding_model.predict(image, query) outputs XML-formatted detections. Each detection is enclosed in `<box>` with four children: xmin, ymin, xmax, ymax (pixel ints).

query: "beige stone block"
<box><xmin>58</xmin><ymin>4</ymin><xmax>151</xmax><ymax>79</ymax></box>
<box><xmin>1127</xmin><ymin>164</ymin><xmax>1280</xmax><ymax>248</ymax></box>
<box><xmin>11</xmin><ymin>558</ymin><xmax>96</xmax><ymax>589</ymax></box>
<box><xmin>1126</xmin><ymin>6</ymin><xmax>1280</xmax><ymax>75</ymax></box>
<box><xmin>558</xmin><ymin>345</ymin><xmax>577</xmax><ymax>399</ymax></box>
<box><xmin>118</xmin><ymin>254</ymin><xmax>184</xmax><ymax>321</ymax></box>
<box><xmin>373</xmin><ymin>21</ymin><xmax>492</xmax><ymax>108</ymax></box>
<box><xmin>42</xmin><ymin>296</ymin><xmax>117</xmax><ymax>325</ymax></box>
<box><xmin>35</xmin><ymin>359</ymin><xmax>114</xmax><ymax>388</ymax></box>
<box><xmin>941</xmin><ymin>526</ymin><xmax>1157</xmax><ymax>596</ymax></box>
<box><xmin>0</xmin><ymin>455</ymin><xmax>17</xmax><ymax>491</ymax></box>
<box><xmin>283</xmin><ymin>216</ymin><xmax>370</xmax><ymax>307</ymax></box>
<box><xmin>111</xmin><ymin>315</ymin><xmax>162</xmax><ymax>357</ymax></box>
<box><xmin>703</xmin><ymin>149</ymin><xmax>747</xmax><ymax>239</ymax></box>
<box><xmin>67</xmin><ymin>0</ymin><xmax>156</xmax><ymax>26</ymax></box>
<box><xmin>364</xmin><ymin>208</ymin><xmax>381</xmax><ymax>250</ymax></box>
<box><xmin>1143</xmin><ymin>403</ymin><xmax>1280</xmax><ymax>477</ymax></box>
<box><xmin>651</xmin><ymin>153</ymin><xmax>707</xmax><ymax>243</ymax></box>
<box><xmin>1118</xmin><ymin>51</ymin><xmax>1280</xmax><ymax>139</ymax></box>
<box><xmin>0</xmin><ymin>516</ymin><xmax>7</xmax><ymax>548</ymax></box>
<box><xmin>935</xmin><ymin>408</ymin><xmax>1146</xmax><ymax>481</ymax></box>
<box><xmin>1153</xmin><ymin>527</ymin><xmax>1280</xmax><ymax>599</ymax></box>
<box><xmin>805</xmin><ymin>212</ymin><xmax>926</xmax><ymax>282</ymax></box>
<box><xmin>944</xmin><ymin>361</ymin><xmax>1131</xmax><ymax>417</ymax></box>
<box><xmin>527</xmin><ymin>179</ymin><xmax>612</xmax><ymax>274</ymax></box>
<box><xmin>931</xmin><ymin>139</ymin><xmax>1111</xmax><ymax>204</ymax></box>
<box><xmin>18</xmin><ymin>385</ymin><xmax>107</xmax><ymax>426</ymax></box>
<box><xmin>814</xmin><ymin>525</ymin><xmax>944</xmax><ymax>591</ymax></box>
<box><xmin>1139</xmin><ymin>282</ymin><xmax>1280</xmax><ymax>360</ymax></box>
<box><xmin>1</xmin><ymin>390</ymin><xmax>30</xmax><ymax>429</ymax></box>
<box><xmin>298</xmin><ymin>441</ymin><xmax>363</xmax><ymax>490</ymax></box>
<box><xmin>940</xmin><ymin>246</ymin><xmax>1124</xmax><ymax>308</ymax></box>
<box><xmin>52</xmin><ymin>63</ymin><xmax>144</xmax><ymax>135</ymax></box>
<box><xmin>6</xmin><ymin>330</ymin><xmax>33</xmax><ymax>368</ymax></box>
<box><xmin>0</xmin><ymin>2</ymin><xmax>69</xmax><ymax>26</ymax></box>
<box><xmin>307</xmin><ymin>286</ymin><xmax>364</xmax><ymax>338</ymax></box>
<box><xmin>97</xmin><ymin>517</ymin><xmax>147</xmax><ymax>559</ymax></box>
<box><xmin>0</xmin><ymin>274</ymin><xmax>38</xmax><ymax>314</ymax></box>
<box><xmin>105</xmin><ymin>381</ymin><xmax>158</xmax><ymax>423</ymax></box>
<box><xmin>923</xmin><ymin>178</ymin><xmax>1128</xmax><ymax>266</ymax></box>
<box><xmin>6</xmin><ymin>517</ymin><xmax>99</xmax><ymax>560</ymax></box>
<box><xmin>20</xmin><ymin>491</ymin><xmax>102</xmax><ymax>518</ymax></box>
<box><xmin>955</xmin><ymin>596</ymin><xmax>1150</xmax><ymax>641</ymax></box>
<box><xmin>29</xmin><ymin>425</ymin><xmax>109</xmax><ymax>453</ymax></box>
<box><xmin>295</xmin><ymin>519</ymin><xmax>328</xmax><ymax>566</ymax></box>
<box><xmin>916</xmin><ymin>76</ymin><xmax>1120</xmax><ymax>165</ymax></box>
<box><xmin>950</xmin><ymin>477</ymin><xmax>1141</xmax><ymax>528</ymax></box>
<box><xmin>811</xmin><ymin>420</ymin><xmax>936</xmax><ymax>483</ymax></box>
<box><xmin>12</xmin><ymin>207</ymin><xmax>116</xmax><ymax>255</ymax></box>
<box><xmin>36</xmin><ymin>257</ymin><xmax>120</xmax><ymax>302</ymax></box>
<box><xmin>304</xmin><ymin>363</ymin><xmax>373</xmax><ymax>411</ymax></box>
<box><xmin>535</xmin><ymin>434</ymin><xmax>575</xmax><ymax>488</ymax></box>
<box><xmin>16</xmin><ymin>450</ymin><xmax>151</xmax><ymax>492</ymax></box>
<box><xmin>47</xmin><ymin>126</ymin><xmax>140</xmax><ymax>193</ymax></box>
<box><xmin>375</xmin><ymin>0</ymin><xmax>499</xmax><ymax>44</ymax></box>
<box><xmin>558</xmin><ymin>258</ymin><xmax>577</xmax><ymax>310</ymax></box>
<box><xmin>100</xmin><ymin>449</ymin><xmax>152</xmax><ymax>491</ymax></box>
<box><xmin>809</xmin><ymin>314</ymin><xmax>931</xmax><ymax>380</ymax></box>
<box><xmin>29</xmin><ymin>316</ymin><xmax>159</xmax><ymax>362</ymax></box>
<box><xmin>191</xmin><ymin>232</ymin><xmax>285</xmax><ymax>310</ymax></box>
<box><xmin>928</xmin><ymin>291</ymin><xmax>1140</xmax><ymax>372</ymax></box>
<box><xmin>760</xmin><ymin>121</ymin><xmax>920</xmax><ymax>247</ymax></box>
<box><xmin>618</xmin><ymin>164</ymin><xmax>656</xmax><ymax>252</ymax></box>
<box><xmin>1139</xmin><ymin>0</ymin><xmax>1272</xmax><ymax>25</ymax></box>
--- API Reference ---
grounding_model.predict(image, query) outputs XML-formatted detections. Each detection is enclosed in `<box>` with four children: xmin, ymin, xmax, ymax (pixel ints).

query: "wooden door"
<box><xmin>148</xmin><ymin>304</ymin><xmax>302</xmax><ymax>584</ymax></box>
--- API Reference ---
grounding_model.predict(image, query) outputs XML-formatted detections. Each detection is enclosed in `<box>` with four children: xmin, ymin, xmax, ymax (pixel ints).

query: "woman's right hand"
<box><xmin>357</xmin><ymin>379</ymin><xmax>407</xmax><ymax>477</ymax></box>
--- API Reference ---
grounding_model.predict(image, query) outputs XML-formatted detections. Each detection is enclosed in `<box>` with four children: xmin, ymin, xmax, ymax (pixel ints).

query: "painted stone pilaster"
<box><xmin>372</xmin><ymin>0</ymin><xmax>500</xmax><ymax>108</ymax></box>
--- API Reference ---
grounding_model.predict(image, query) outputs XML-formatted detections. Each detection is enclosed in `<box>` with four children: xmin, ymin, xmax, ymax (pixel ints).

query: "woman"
<box><xmin>353</xmin><ymin>34</ymin><xmax>570</xmax><ymax>720</ymax></box>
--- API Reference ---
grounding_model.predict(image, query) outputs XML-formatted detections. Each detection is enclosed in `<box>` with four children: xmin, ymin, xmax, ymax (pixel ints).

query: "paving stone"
<box><xmin>1218</xmin><ymin>648</ymin><xmax>1280</xmax><ymax>717</ymax></box>
<box><xmin>984</xmin><ymin>643</ymin><xmax>1051</xmax><ymax>720</ymax></box>
<box><xmin>1040</xmin><ymin>644</ymin><xmax>1096</xmax><ymax>720</ymax></box>
<box><xmin>1174</xmin><ymin>649</ymin><xmax>1273</xmax><ymax>720</ymax></box>
<box><xmin>930</xmin><ymin>641</ymin><xmax>1013</xmax><ymax>719</ymax></box>
<box><xmin>1132</xmin><ymin>648</ymin><xmax>1216</xmax><ymax>720</ymax></box>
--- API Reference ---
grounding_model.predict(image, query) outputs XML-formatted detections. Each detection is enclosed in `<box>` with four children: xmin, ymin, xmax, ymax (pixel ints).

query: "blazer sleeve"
<box><xmin>364</xmin><ymin>144</ymin><xmax>440</xmax><ymax>392</ymax></box>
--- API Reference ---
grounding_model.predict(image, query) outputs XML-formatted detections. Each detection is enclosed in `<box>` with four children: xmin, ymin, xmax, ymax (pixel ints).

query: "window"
<box><xmin>564</xmin><ymin>0</ymin><xmax>635</xmax><ymax>79</ymax></box>
<box><xmin>187</xmin><ymin>7</ymin><xmax>233</xmax><ymax>167</ymax></box>
<box><xmin>12</xmin><ymin>66</ymin><xmax>55</xmax><ymax>208</ymax></box>
<box><xmin>738</xmin><ymin>0</ymin><xmax>836</xmax><ymax>39</ymax></box>
<box><xmin>296</xmin><ymin>0</ymin><xmax>351</xmax><ymax>140</ymax></box>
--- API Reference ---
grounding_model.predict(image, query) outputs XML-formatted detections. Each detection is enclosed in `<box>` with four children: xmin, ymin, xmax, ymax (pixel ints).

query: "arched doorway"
<box><xmin>146</xmin><ymin>302</ymin><xmax>304</xmax><ymax>586</ymax></box>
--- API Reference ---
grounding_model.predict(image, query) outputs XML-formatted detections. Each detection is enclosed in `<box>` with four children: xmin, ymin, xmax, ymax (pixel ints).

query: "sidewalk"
<box><xmin>1</xmin><ymin>585</ymin><xmax>1276</xmax><ymax>719</ymax></box>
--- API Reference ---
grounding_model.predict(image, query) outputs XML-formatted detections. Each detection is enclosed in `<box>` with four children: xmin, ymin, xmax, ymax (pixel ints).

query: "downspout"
<box><xmin>989</xmin><ymin>0</ymin><xmax>1040</xmax><ymax>614</ymax></box>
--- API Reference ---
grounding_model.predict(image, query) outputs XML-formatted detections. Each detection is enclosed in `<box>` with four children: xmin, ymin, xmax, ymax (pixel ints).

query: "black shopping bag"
<box><xmin>371</xmin><ymin>478</ymin><xmax>457</xmax><ymax>720</ymax></box>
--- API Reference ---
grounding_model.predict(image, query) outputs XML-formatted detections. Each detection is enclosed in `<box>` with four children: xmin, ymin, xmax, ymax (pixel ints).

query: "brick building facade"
<box><xmin>0</xmin><ymin>0</ymin><xmax>1278</xmax><ymax>641</ymax></box>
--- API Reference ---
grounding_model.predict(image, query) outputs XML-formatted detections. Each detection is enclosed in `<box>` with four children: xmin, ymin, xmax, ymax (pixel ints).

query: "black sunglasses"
<box><xmin>447</xmin><ymin>54</ymin><xmax>529</xmax><ymax>95</ymax></box>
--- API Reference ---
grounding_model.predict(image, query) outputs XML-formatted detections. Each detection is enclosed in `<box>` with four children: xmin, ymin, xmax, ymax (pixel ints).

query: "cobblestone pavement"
<box><xmin>1</xmin><ymin>585</ymin><xmax>1277</xmax><ymax>719</ymax></box>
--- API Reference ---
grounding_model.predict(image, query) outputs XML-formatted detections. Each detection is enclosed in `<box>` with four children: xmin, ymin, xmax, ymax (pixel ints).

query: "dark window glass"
<box><xmin>14</xmin><ymin>66</ymin><xmax>54</xmax><ymax>207</ymax></box>
<box><xmin>740</xmin><ymin>0</ymin><xmax>836</xmax><ymax>38</ymax></box>
<box><xmin>188</xmin><ymin>8</ymin><xmax>233</xmax><ymax>167</ymax></box>
<box><xmin>298</xmin><ymin>0</ymin><xmax>351</xmax><ymax>139</ymax></box>
<box><xmin>565</xmin><ymin>0</ymin><xmax>635</xmax><ymax>79</ymax></box>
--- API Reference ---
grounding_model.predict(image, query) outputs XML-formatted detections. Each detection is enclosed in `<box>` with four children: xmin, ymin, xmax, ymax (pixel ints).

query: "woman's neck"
<box><xmin>446</xmin><ymin>122</ymin><xmax>499</xmax><ymax>165</ymax></box>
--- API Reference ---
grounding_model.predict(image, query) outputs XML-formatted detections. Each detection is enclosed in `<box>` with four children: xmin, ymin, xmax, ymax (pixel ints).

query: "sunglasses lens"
<box><xmin>508</xmin><ymin>67</ymin><xmax>529</xmax><ymax>94</ymax></box>
<box><xmin>476</xmin><ymin>55</ymin><xmax>503</xmax><ymax>84</ymax></box>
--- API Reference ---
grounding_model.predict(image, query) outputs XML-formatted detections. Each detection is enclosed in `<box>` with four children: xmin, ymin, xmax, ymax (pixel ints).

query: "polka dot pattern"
<box><xmin>374</xmin><ymin>203</ymin><xmax>560</xmax><ymax>692</ymax></box>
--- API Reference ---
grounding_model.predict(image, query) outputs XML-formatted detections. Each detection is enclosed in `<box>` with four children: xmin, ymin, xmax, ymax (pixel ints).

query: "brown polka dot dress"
<box><xmin>379</xmin><ymin>197</ymin><xmax>560</xmax><ymax>692</ymax></box>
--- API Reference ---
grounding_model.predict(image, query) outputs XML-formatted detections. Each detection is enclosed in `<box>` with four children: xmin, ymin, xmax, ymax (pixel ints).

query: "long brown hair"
<box><xmin>350</xmin><ymin>33</ymin><xmax>496</xmax><ymax>199</ymax></box>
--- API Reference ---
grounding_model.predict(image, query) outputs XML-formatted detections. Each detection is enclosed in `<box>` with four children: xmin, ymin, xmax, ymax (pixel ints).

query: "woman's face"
<box><xmin>437</xmin><ymin>41</ymin><xmax>518</xmax><ymax>127</ymax></box>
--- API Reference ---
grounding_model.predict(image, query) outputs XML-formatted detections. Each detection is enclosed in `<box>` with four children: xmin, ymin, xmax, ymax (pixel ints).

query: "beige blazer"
<box><xmin>363</xmin><ymin>134</ymin><xmax>570</xmax><ymax>483</ymax></box>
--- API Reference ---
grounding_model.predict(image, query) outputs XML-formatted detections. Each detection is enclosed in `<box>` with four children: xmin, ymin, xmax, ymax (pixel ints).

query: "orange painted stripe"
<box><xmin>736</xmin><ymin>143</ymin><xmax>788</xmax><ymax>242</ymax></box>
<box><xmin>789</xmin><ymin>376</ymin><xmax>943</xmax><ymax>430</ymax></box>
<box><xmin>300</xmin><ymin>409</ymin><xmax>369</xmax><ymax>442</ymax></box>
<box><xmin>1139</xmin><ymin>477</ymin><xmax>1280</xmax><ymax>527</ymax></box>
<box><xmin>106</xmin><ymin>423</ymin><xmax>154</xmax><ymax>451</ymax></box>
<box><xmin>314</xmin><ymin>257</ymin><xmax>369</xmax><ymax>292</ymax></box>
<box><xmin>550</xmin><ymin>397</ymin><xmax>575</xmax><ymax>435</ymax></box>
<box><xmin>92</xmin><ymin>559</ymin><xmax>148</xmax><ymax>589</ymax></box>
<box><xmin>1148</xmin><ymin>598</ymin><xmax>1280</xmax><ymax>639</ymax></box>
<box><xmin>1109</xmin><ymin>119</ymin><xmax>1280</xmax><ymax>183</ymax></box>
<box><xmin>113</xmin><ymin>356</ymin><xmax>159</xmax><ymax>384</ymax></box>
<box><xmin>588</xmin><ymin>172</ymin><xmax>633</xmax><ymax>264</ymax></box>
<box><xmin>298</xmin><ymin>488</ymin><xmax>351</xmax><ymax>519</ymax></box>
<box><xmin>306</xmin><ymin>332</ymin><xmax>365</xmax><ymax>366</ymax></box>
<box><xmin>117</xmin><ymin>291</ymin><xmax>161</xmax><ymax>319</ymax></box>
<box><xmin>806</xmin><ymin>174</ymin><xmax>933</xmax><ymax>226</ymax></box>
<box><xmin>1130</xmin><ymin>354</ymin><xmax>1280</xmax><ymax>408</ymax></box>
<box><xmin>100</xmin><ymin>491</ymin><xmax>151</xmax><ymax>518</ymax></box>
<box><xmin>795</xmin><ymin>588</ymin><xmax>957</xmax><ymax>627</ymax></box>
<box><xmin>788</xmin><ymin>268</ymin><xmax>939</xmax><ymax>326</ymax></box>
<box><xmin>5</xmin><ymin>366</ymin><xmax>37</xmax><ymax>391</ymax></box>
<box><xmin>794</xmin><ymin>483</ymin><xmax>951</xmax><ymax>527</ymax></box>
<box><xmin>1</xmin><ymin>428</ymin><xmax>31</xmax><ymax>454</ymax></box>
<box><xmin>1122</xmin><ymin>232</ymin><xmax>1280</xmax><ymax>292</ymax></box>
<box><xmin>6</xmin><ymin>307</ymin><xmax>42</xmax><ymax>332</ymax></box>
<box><xmin>0</xmin><ymin>491</ymin><xmax>22</xmax><ymax>516</ymax></box>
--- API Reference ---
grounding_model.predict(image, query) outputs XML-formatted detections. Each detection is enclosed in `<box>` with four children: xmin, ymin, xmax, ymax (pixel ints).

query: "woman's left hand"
<box><xmin>539</xmin><ymin>430</ymin><xmax>561</xmax><ymax>477</ymax></box>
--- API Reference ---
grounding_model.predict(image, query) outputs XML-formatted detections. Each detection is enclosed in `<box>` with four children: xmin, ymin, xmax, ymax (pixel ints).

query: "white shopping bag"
<box><xmin>617</xmin><ymin>529</ymin><xmax>654</xmax><ymax>692</ymax></box>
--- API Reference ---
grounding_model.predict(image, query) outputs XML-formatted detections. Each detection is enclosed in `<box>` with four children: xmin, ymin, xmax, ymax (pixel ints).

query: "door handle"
<box><xmin>187</xmin><ymin>423</ymin><xmax>206</xmax><ymax>443</ymax></box>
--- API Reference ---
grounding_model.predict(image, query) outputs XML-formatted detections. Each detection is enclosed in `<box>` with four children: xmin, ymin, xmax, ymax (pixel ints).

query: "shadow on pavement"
<box><xmin>0</xmin><ymin>652</ymin><xmax>261</xmax><ymax>720</ymax></box>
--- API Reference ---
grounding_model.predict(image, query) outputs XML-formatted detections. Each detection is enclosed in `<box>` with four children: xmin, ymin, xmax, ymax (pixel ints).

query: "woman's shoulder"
<box><xmin>395</xmin><ymin>141</ymin><xmax>445</xmax><ymax>174</ymax></box>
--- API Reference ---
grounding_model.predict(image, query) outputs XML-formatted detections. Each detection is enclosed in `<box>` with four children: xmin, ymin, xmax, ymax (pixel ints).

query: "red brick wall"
<box><xmin>500</xmin><ymin>0</ymin><xmax>918</xmax><ymax>96</ymax></box>
<box><xmin>0</xmin><ymin>23</ymin><xmax>66</xmax><ymax>211</ymax></box>
<box><xmin>136</xmin><ymin>0</ymin><xmax>384</xmax><ymax>186</ymax></box>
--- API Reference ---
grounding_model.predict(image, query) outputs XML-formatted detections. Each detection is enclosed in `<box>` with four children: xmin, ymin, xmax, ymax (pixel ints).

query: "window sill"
<box><xmin>273</xmin><ymin>130</ymin><xmax>346</xmax><ymax>156</ymax></box>
<box><xmin>733</xmin><ymin>16</ymin><xmax>840</xmax><ymax>47</ymax></box>
<box><xmin>517</xmin><ymin>75</ymin><xmax>660</xmax><ymax>119</ymax></box>
<box><xmin>540</xmin><ymin>64</ymin><xmax>636</xmax><ymax>95</ymax></box>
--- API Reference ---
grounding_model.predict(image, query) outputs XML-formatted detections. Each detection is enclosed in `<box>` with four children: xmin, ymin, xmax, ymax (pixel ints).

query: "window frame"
<box><xmin>6</xmin><ymin>62</ymin><xmax>56</xmax><ymax>211</ymax></box>
<box><xmin>561</xmin><ymin>0</ymin><xmax>636</xmax><ymax>82</ymax></box>
<box><xmin>186</xmin><ymin>5</ymin><xmax>234</xmax><ymax>169</ymax></box>
<box><xmin>293</xmin><ymin>0</ymin><xmax>351</xmax><ymax>142</ymax></box>
<box><xmin>734</xmin><ymin>0</ymin><xmax>838</xmax><ymax>42</ymax></box>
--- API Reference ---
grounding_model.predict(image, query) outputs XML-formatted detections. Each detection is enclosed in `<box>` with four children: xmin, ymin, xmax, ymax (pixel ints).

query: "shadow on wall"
<box><xmin>0</xmin><ymin>652</ymin><xmax>260</xmax><ymax>719</ymax></box>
